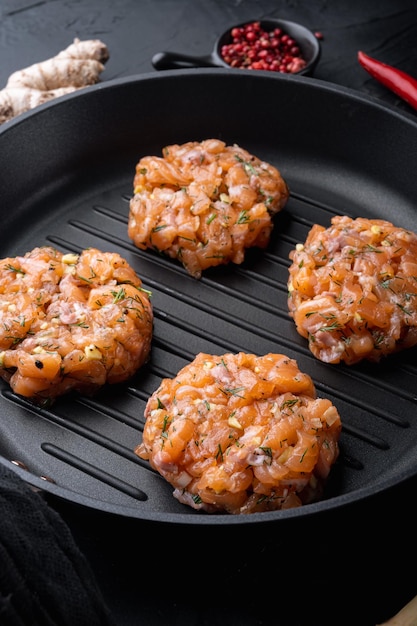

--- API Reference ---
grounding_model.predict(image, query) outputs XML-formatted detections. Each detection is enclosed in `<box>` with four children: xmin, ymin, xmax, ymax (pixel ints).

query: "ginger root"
<box><xmin>0</xmin><ymin>38</ymin><xmax>109</xmax><ymax>124</ymax></box>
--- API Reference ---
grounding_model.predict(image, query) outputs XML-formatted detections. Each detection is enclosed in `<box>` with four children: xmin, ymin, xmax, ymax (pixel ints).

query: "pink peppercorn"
<box><xmin>220</xmin><ymin>20</ymin><xmax>307</xmax><ymax>73</ymax></box>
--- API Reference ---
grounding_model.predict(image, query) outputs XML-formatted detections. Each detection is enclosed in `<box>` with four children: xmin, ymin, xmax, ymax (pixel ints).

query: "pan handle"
<box><xmin>152</xmin><ymin>51</ymin><xmax>221</xmax><ymax>70</ymax></box>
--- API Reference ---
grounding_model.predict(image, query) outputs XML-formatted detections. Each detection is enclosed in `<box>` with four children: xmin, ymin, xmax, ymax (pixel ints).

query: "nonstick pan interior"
<box><xmin>1</xmin><ymin>69</ymin><xmax>417</xmax><ymax>526</ymax></box>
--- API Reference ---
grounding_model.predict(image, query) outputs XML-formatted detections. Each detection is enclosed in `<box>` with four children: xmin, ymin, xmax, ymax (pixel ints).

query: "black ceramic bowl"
<box><xmin>152</xmin><ymin>18</ymin><xmax>321</xmax><ymax>76</ymax></box>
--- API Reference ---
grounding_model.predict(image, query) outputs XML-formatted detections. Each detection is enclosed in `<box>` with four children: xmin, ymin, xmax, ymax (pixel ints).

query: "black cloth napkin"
<box><xmin>0</xmin><ymin>463</ymin><xmax>115</xmax><ymax>626</ymax></box>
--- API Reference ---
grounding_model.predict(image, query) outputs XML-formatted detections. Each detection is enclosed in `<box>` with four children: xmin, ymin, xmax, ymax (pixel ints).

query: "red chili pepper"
<box><xmin>358</xmin><ymin>50</ymin><xmax>417</xmax><ymax>111</ymax></box>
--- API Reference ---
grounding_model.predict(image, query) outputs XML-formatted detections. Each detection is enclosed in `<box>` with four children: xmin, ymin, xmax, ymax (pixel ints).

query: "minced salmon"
<box><xmin>136</xmin><ymin>352</ymin><xmax>342</xmax><ymax>514</ymax></box>
<box><xmin>0</xmin><ymin>246</ymin><xmax>153</xmax><ymax>402</ymax></box>
<box><xmin>287</xmin><ymin>216</ymin><xmax>417</xmax><ymax>365</ymax></box>
<box><xmin>128</xmin><ymin>139</ymin><xmax>289</xmax><ymax>279</ymax></box>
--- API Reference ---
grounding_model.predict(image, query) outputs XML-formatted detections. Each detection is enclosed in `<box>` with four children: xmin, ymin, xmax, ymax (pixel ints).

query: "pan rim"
<box><xmin>2</xmin><ymin>455</ymin><xmax>411</xmax><ymax>525</ymax></box>
<box><xmin>2</xmin><ymin>67</ymin><xmax>417</xmax><ymax>136</ymax></box>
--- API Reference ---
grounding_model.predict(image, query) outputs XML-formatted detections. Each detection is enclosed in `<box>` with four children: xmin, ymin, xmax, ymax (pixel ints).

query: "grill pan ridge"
<box><xmin>0</xmin><ymin>69</ymin><xmax>417</xmax><ymax>525</ymax></box>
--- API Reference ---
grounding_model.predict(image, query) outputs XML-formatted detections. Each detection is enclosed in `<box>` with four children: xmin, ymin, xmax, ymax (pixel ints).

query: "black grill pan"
<box><xmin>1</xmin><ymin>69</ymin><xmax>417</xmax><ymax>526</ymax></box>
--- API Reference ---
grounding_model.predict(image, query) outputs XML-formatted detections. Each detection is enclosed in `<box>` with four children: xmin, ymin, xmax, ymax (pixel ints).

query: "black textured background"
<box><xmin>1</xmin><ymin>2</ymin><xmax>417</xmax><ymax>625</ymax></box>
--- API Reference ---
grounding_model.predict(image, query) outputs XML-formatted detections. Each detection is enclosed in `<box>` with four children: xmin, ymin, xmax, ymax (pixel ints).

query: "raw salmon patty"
<box><xmin>128</xmin><ymin>139</ymin><xmax>289</xmax><ymax>279</ymax></box>
<box><xmin>136</xmin><ymin>352</ymin><xmax>342</xmax><ymax>514</ymax></box>
<box><xmin>0</xmin><ymin>246</ymin><xmax>153</xmax><ymax>402</ymax></box>
<box><xmin>287</xmin><ymin>216</ymin><xmax>417</xmax><ymax>364</ymax></box>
